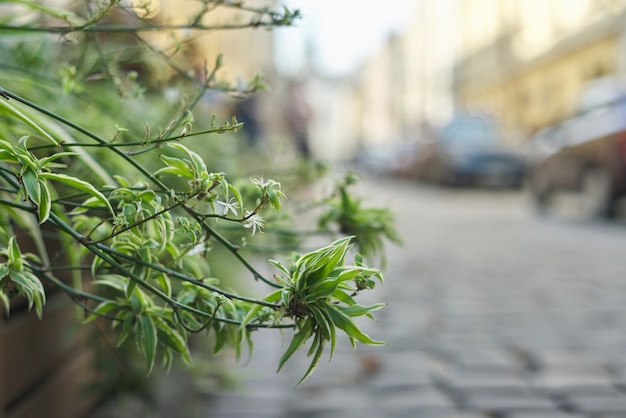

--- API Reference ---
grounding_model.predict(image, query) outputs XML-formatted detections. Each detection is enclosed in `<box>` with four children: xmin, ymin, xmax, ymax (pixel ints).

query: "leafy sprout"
<box><xmin>243</xmin><ymin>236</ymin><xmax>386</xmax><ymax>385</ymax></box>
<box><xmin>319</xmin><ymin>173</ymin><xmax>403</xmax><ymax>263</ymax></box>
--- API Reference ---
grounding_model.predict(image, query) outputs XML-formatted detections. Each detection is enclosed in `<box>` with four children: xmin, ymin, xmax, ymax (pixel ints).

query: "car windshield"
<box><xmin>439</xmin><ymin>117</ymin><xmax>499</xmax><ymax>147</ymax></box>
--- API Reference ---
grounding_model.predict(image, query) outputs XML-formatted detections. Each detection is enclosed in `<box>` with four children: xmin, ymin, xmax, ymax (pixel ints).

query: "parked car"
<box><xmin>414</xmin><ymin>114</ymin><xmax>526</xmax><ymax>188</ymax></box>
<box><xmin>526</xmin><ymin>77</ymin><xmax>626</xmax><ymax>218</ymax></box>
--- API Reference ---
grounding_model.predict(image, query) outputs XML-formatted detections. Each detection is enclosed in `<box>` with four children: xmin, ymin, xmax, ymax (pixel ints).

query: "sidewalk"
<box><xmin>204</xmin><ymin>176</ymin><xmax>626</xmax><ymax>418</ymax></box>
<box><xmin>93</xmin><ymin>175</ymin><xmax>626</xmax><ymax>418</ymax></box>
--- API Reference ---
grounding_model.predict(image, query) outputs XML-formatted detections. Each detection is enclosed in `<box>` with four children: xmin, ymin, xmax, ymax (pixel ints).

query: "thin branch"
<box><xmin>0</xmin><ymin>20</ymin><xmax>294</xmax><ymax>35</ymax></box>
<box><xmin>99</xmin><ymin>242</ymin><xmax>279</xmax><ymax>308</ymax></box>
<box><xmin>173</xmin><ymin>301</ymin><xmax>222</xmax><ymax>334</ymax></box>
<box><xmin>47</xmin><ymin>210</ymin><xmax>292</xmax><ymax>328</ymax></box>
<box><xmin>1</xmin><ymin>88</ymin><xmax>277</xmax><ymax>286</ymax></box>
<box><xmin>93</xmin><ymin>192</ymin><xmax>192</xmax><ymax>243</ymax></box>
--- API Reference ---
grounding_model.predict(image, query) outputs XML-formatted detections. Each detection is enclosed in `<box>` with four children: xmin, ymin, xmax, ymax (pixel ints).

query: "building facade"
<box><xmin>454</xmin><ymin>0</ymin><xmax>626</xmax><ymax>138</ymax></box>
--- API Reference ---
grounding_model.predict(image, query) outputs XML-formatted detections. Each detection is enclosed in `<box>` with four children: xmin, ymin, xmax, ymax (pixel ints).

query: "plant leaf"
<box><xmin>337</xmin><ymin>303</ymin><xmax>386</xmax><ymax>318</ymax></box>
<box><xmin>297</xmin><ymin>334</ymin><xmax>325</xmax><ymax>387</ymax></box>
<box><xmin>37</xmin><ymin>179</ymin><xmax>51</xmax><ymax>224</ymax></box>
<box><xmin>40</xmin><ymin>172</ymin><xmax>114</xmax><ymax>216</ymax></box>
<box><xmin>37</xmin><ymin>152</ymin><xmax>77</xmax><ymax>169</ymax></box>
<box><xmin>9</xmin><ymin>270</ymin><xmax>46</xmax><ymax>318</ymax></box>
<box><xmin>0</xmin><ymin>100</ymin><xmax>59</xmax><ymax>145</ymax></box>
<box><xmin>239</xmin><ymin>303</ymin><xmax>265</xmax><ymax>329</ymax></box>
<box><xmin>22</xmin><ymin>169</ymin><xmax>40</xmax><ymax>205</ymax></box>
<box><xmin>325</xmin><ymin>304</ymin><xmax>384</xmax><ymax>347</ymax></box>
<box><xmin>93</xmin><ymin>274</ymin><xmax>128</xmax><ymax>292</ymax></box>
<box><xmin>167</xmin><ymin>143</ymin><xmax>207</xmax><ymax>175</ymax></box>
<box><xmin>138</xmin><ymin>313</ymin><xmax>158</xmax><ymax>375</ymax></box>
<box><xmin>155</xmin><ymin>316</ymin><xmax>190</xmax><ymax>364</ymax></box>
<box><xmin>0</xmin><ymin>291</ymin><xmax>9</xmax><ymax>317</ymax></box>
<box><xmin>83</xmin><ymin>300</ymin><xmax>124</xmax><ymax>323</ymax></box>
<box><xmin>156</xmin><ymin>154</ymin><xmax>194</xmax><ymax>178</ymax></box>
<box><xmin>7</xmin><ymin>236</ymin><xmax>22</xmax><ymax>269</ymax></box>
<box><xmin>277</xmin><ymin>319</ymin><xmax>312</xmax><ymax>373</ymax></box>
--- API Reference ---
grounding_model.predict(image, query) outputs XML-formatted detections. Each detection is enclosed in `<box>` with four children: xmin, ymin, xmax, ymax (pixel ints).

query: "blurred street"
<box><xmin>204</xmin><ymin>173</ymin><xmax>626</xmax><ymax>418</ymax></box>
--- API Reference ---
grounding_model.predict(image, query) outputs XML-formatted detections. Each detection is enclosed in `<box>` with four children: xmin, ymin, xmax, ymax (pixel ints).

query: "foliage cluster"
<box><xmin>0</xmin><ymin>0</ymin><xmax>400</xmax><ymax>385</ymax></box>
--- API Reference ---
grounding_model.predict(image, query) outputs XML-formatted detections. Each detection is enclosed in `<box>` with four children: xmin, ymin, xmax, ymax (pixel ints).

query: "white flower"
<box><xmin>243</xmin><ymin>211</ymin><xmax>264</xmax><ymax>236</ymax></box>
<box><xmin>218</xmin><ymin>197</ymin><xmax>240</xmax><ymax>217</ymax></box>
<box><xmin>250</xmin><ymin>176</ymin><xmax>267</xmax><ymax>188</ymax></box>
<box><xmin>188</xmin><ymin>243</ymin><xmax>207</xmax><ymax>256</ymax></box>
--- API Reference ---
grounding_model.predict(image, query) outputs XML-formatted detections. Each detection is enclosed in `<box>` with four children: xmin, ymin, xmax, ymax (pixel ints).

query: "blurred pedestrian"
<box><xmin>233</xmin><ymin>95</ymin><xmax>261</xmax><ymax>148</ymax></box>
<box><xmin>284</xmin><ymin>80</ymin><xmax>312</xmax><ymax>159</ymax></box>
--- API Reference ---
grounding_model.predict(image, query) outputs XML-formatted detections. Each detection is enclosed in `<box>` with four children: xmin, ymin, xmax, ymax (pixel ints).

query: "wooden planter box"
<box><xmin>0</xmin><ymin>226</ymin><xmax>101</xmax><ymax>418</ymax></box>
<box><xmin>0</xmin><ymin>290</ymin><xmax>99</xmax><ymax>418</ymax></box>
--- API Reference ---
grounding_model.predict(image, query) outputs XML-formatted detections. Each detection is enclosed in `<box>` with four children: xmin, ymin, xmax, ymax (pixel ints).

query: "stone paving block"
<box><xmin>526</xmin><ymin>367</ymin><xmax>618</xmax><ymax>396</ymax></box>
<box><xmin>208</xmin><ymin>394</ymin><xmax>285</xmax><ymax>418</ymax></box>
<box><xmin>205</xmin><ymin>411</ymin><xmax>280</xmax><ymax>418</ymax></box>
<box><xmin>431</xmin><ymin>364</ymin><xmax>532</xmax><ymax>398</ymax></box>
<box><xmin>308</xmin><ymin>409</ymin><xmax>488</xmax><ymax>418</ymax></box>
<box><xmin>367</xmin><ymin>350</ymin><xmax>435</xmax><ymax>390</ymax></box>
<box><xmin>566</xmin><ymin>394</ymin><xmax>626</xmax><ymax>414</ymax></box>
<box><xmin>284</xmin><ymin>353</ymin><xmax>366</xmax><ymax>387</ymax></box>
<box><xmin>536</xmin><ymin>349</ymin><xmax>606</xmax><ymax>368</ymax></box>
<box><xmin>285</xmin><ymin>387</ymin><xmax>372</xmax><ymax>416</ymax></box>
<box><xmin>593</xmin><ymin>415</ymin><xmax>626</xmax><ymax>418</ymax></box>
<box><xmin>461</xmin><ymin>393</ymin><xmax>559</xmax><ymax>414</ymax></box>
<box><xmin>369</xmin><ymin>372</ymin><xmax>433</xmax><ymax>392</ymax></box>
<box><xmin>375</xmin><ymin>386</ymin><xmax>456</xmax><ymax>410</ymax></box>
<box><xmin>453</xmin><ymin>347</ymin><xmax>526</xmax><ymax>373</ymax></box>
<box><xmin>604</xmin><ymin>364</ymin><xmax>626</xmax><ymax>390</ymax></box>
<box><xmin>509</xmin><ymin>413</ymin><xmax>586</xmax><ymax>418</ymax></box>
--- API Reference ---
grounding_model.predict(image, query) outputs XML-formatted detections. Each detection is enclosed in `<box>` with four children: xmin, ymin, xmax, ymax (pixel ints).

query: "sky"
<box><xmin>274</xmin><ymin>0</ymin><xmax>418</xmax><ymax>77</ymax></box>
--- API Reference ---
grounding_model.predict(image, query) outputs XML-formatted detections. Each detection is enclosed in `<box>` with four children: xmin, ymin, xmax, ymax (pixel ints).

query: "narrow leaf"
<box><xmin>84</xmin><ymin>300</ymin><xmax>123</xmax><ymax>322</ymax></box>
<box><xmin>325</xmin><ymin>304</ymin><xmax>384</xmax><ymax>346</ymax></box>
<box><xmin>336</xmin><ymin>303</ymin><xmax>386</xmax><ymax>318</ymax></box>
<box><xmin>9</xmin><ymin>270</ymin><xmax>46</xmax><ymax>318</ymax></box>
<box><xmin>0</xmin><ymin>100</ymin><xmax>59</xmax><ymax>145</ymax></box>
<box><xmin>37</xmin><ymin>179</ymin><xmax>51</xmax><ymax>224</ymax></box>
<box><xmin>239</xmin><ymin>303</ymin><xmax>265</xmax><ymax>329</ymax></box>
<box><xmin>0</xmin><ymin>291</ymin><xmax>9</xmax><ymax>317</ymax></box>
<box><xmin>297</xmin><ymin>336</ymin><xmax>325</xmax><ymax>387</ymax></box>
<box><xmin>7</xmin><ymin>236</ymin><xmax>22</xmax><ymax>268</ymax></box>
<box><xmin>139</xmin><ymin>314</ymin><xmax>158</xmax><ymax>375</ymax></box>
<box><xmin>118</xmin><ymin>314</ymin><xmax>134</xmax><ymax>346</ymax></box>
<box><xmin>93</xmin><ymin>274</ymin><xmax>128</xmax><ymax>292</ymax></box>
<box><xmin>167</xmin><ymin>143</ymin><xmax>206</xmax><ymax>174</ymax></box>
<box><xmin>155</xmin><ymin>316</ymin><xmax>190</xmax><ymax>363</ymax></box>
<box><xmin>309</xmin><ymin>304</ymin><xmax>331</xmax><ymax>340</ymax></box>
<box><xmin>40</xmin><ymin>172</ymin><xmax>114</xmax><ymax>215</ymax></box>
<box><xmin>22</xmin><ymin>169</ymin><xmax>40</xmax><ymax>205</ymax></box>
<box><xmin>158</xmin><ymin>154</ymin><xmax>194</xmax><ymax>177</ymax></box>
<box><xmin>228</xmin><ymin>184</ymin><xmax>243</xmax><ymax>216</ymax></box>
<box><xmin>277</xmin><ymin>320</ymin><xmax>312</xmax><ymax>373</ymax></box>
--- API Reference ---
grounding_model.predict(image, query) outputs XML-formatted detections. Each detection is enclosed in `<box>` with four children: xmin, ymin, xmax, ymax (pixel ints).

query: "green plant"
<box><xmin>318</xmin><ymin>172</ymin><xmax>403</xmax><ymax>264</ymax></box>
<box><xmin>0</xmin><ymin>0</ymin><xmax>399</xmax><ymax>385</ymax></box>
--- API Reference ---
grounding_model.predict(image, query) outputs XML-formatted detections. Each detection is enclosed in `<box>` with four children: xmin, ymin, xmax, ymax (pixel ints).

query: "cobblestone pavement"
<box><xmin>196</xmin><ymin>174</ymin><xmax>626</xmax><ymax>418</ymax></box>
<box><xmin>198</xmin><ymin>179</ymin><xmax>626</xmax><ymax>418</ymax></box>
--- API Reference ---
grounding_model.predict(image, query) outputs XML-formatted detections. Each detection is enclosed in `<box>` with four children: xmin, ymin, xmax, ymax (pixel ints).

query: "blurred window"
<box><xmin>576</xmin><ymin>76</ymin><xmax>626</xmax><ymax>113</ymax></box>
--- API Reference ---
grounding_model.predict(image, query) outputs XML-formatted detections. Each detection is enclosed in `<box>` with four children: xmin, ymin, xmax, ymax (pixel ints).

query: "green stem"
<box><xmin>47</xmin><ymin>211</ymin><xmax>290</xmax><ymax>328</ymax></box>
<box><xmin>0</xmin><ymin>21</ymin><xmax>290</xmax><ymax>34</ymax></box>
<box><xmin>0</xmin><ymin>196</ymin><xmax>33</xmax><ymax>212</ymax></box>
<box><xmin>46</xmin><ymin>211</ymin><xmax>280</xmax><ymax>308</ymax></box>
<box><xmin>1</xmin><ymin>88</ymin><xmax>277</xmax><ymax>286</ymax></box>
<box><xmin>96</xmin><ymin>242</ymin><xmax>280</xmax><ymax>309</ymax></box>
<box><xmin>32</xmin><ymin>265</ymin><xmax>108</xmax><ymax>303</ymax></box>
<box><xmin>94</xmin><ymin>193</ymin><xmax>191</xmax><ymax>244</ymax></box>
